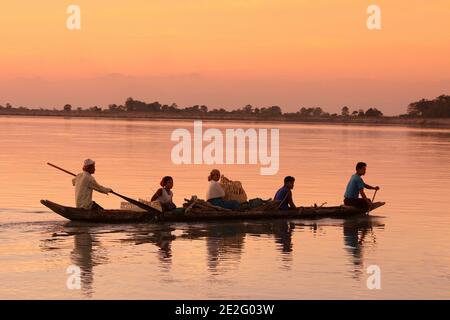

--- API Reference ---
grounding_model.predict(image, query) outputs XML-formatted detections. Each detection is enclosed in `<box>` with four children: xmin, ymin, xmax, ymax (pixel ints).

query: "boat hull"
<box><xmin>40</xmin><ymin>199</ymin><xmax>385</xmax><ymax>223</ymax></box>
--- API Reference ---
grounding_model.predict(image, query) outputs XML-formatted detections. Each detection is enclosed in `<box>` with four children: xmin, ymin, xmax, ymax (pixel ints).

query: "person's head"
<box><xmin>355</xmin><ymin>162</ymin><xmax>367</xmax><ymax>176</ymax></box>
<box><xmin>160</xmin><ymin>176</ymin><xmax>174</xmax><ymax>189</ymax></box>
<box><xmin>82</xmin><ymin>159</ymin><xmax>96</xmax><ymax>174</ymax></box>
<box><xmin>208</xmin><ymin>169</ymin><xmax>221</xmax><ymax>182</ymax></box>
<box><xmin>284</xmin><ymin>176</ymin><xmax>295</xmax><ymax>189</ymax></box>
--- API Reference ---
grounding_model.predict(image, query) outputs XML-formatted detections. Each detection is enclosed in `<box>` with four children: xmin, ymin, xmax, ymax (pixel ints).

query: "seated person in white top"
<box><xmin>206</xmin><ymin>169</ymin><xmax>240</xmax><ymax>210</ymax></box>
<box><xmin>72</xmin><ymin>159</ymin><xmax>112</xmax><ymax>210</ymax></box>
<box><xmin>151</xmin><ymin>176</ymin><xmax>176</xmax><ymax>211</ymax></box>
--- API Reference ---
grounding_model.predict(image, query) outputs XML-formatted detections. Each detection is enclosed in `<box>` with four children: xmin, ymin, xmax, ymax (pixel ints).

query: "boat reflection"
<box><xmin>41</xmin><ymin>217</ymin><xmax>383</xmax><ymax>297</ymax></box>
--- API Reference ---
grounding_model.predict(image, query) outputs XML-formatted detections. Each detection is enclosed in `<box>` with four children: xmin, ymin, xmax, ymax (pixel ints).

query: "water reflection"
<box><xmin>184</xmin><ymin>223</ymin><xmax>247</xmax><ymax>272</ymax></box>
<box><xmin>41</xmin><ymin>223</ymin><xmax>109</xmax><ymax>297</ymax></box>
<box><xmin>41</xmin><ymin>218</ymin><xmax>383</xmax><ymax>297</ymax></box>
<box><xmin>70</xmin><ymin>229</ymin><xmax>95</xmax><ymax>296</ymax></box>
<box><xmin>120</xmin><ymin>224</ymin><xmax>176</xmax><ymax>270</ymax></box>
<box><xmin>343</xmin><ymin>218</ymin><xmax>383</xmax><ymax>279</ymax></box>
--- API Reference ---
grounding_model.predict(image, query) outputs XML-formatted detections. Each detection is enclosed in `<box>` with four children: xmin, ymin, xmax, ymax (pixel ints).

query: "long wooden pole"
<box><xmin>47</xmin><ymin>162</ymin><xmax>157</xmax><ymax>213</ymax></box>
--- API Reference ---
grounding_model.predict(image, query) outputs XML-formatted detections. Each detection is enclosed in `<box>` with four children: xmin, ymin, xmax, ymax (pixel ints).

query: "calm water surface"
<box><xmin>0</xmin><ymin>117</ymin><xmax>449</xmax><ymax>299</ymax></box>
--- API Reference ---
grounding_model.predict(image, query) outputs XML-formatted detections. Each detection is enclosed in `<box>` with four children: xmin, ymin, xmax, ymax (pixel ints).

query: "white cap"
<box><xmin>83</xmin><ymin>159</ymin><xmax>95</xmax><ymax>167</ymax></box>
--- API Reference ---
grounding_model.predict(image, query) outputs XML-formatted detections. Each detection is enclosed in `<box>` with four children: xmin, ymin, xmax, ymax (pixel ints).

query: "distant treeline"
<box><xmin>406</xmin><ymin>95</ymin><xmax>450</xmax><ymax>118</ymax></box>
<box><xmin>1</xmin><ymin>95</ymin><xmax>449</xmax><ymax>118</ymax></box>
<box><xmin>99</xmin><ymin>98</ymin><xmax>387</xmax><ymax>118</ymax></box>
<box><xmin>0</xmin><ymin>97</ymin><xmax>385</xmax><ymax>119</ymax></box>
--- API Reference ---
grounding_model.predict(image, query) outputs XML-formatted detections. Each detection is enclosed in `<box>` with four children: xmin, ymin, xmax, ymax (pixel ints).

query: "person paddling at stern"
<box><xmin>274</xmin><ymin>176</ymin><xmax>297</xmax><ymax>210</ymax></box>
<box><xmin>151</xmin><ymin>176</ymin><xmax>176</xmax><ymax>211</ymax></box>
<box><xmin>72</xmin><ymin>159</ymin><xmax>112</xmax><ymax>210</ymax></box>
<box><xmin>344</xmin><ymin>162</ymin><xmax>380</xmax><ymax>211</ymax></box>
<box><xmin>206</xmin><ymin>169</ymin><xmax>240</xmax><ymax>210</ymax></box>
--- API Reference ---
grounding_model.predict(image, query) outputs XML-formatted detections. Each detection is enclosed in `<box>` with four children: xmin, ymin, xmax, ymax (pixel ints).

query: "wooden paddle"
<box><xmin>47</xmin><ymin>162</ymin><xmax>157</xmax><ymax>213</ymax></box>
<box><xmin>366</xmin><ymin>189</ymin><xmax>378</xmax><ymax>214</ymax></box>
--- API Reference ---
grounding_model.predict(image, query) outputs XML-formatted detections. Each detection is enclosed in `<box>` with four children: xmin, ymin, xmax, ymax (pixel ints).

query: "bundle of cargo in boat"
<box><xmin>246</xmin><ymin>199</ymin><xmax>281</xmax><ymax>212</ymax></box>
<box><xmin>120</xmin><ymin>199</ymin><xmax>162</xmax><ymax>212</ymax></box>
<box><xmin>183</xmin><ymin>198</ymin><xmax>231</xmax><ymax>215</ymax></box>
<box><xmin>220</xmin><ymin>175</ymin><xmax>248</xmax><ymax>203</ymax></box>
<box><xmin>182</xmin><ymin>197</ymin><xmax>279</xmax><ymax>215</ymax></box>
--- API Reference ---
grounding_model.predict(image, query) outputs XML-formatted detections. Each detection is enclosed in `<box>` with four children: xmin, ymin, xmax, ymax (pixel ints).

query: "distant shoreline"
<box><xmin>1</xmin><ymin>109</ymin><xmax>450</xmax><ymax>129</ymax></box>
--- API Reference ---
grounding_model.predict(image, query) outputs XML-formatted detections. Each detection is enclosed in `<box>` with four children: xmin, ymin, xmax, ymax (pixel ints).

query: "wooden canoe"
<box><xmin>40</xmin><ymin>199</ymin><xmax>385</xmax><ymax>223</ymax></box>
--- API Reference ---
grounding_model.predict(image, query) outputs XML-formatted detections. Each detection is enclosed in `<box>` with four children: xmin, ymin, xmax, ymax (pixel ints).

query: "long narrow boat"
<box><xmin>40</xmin><ymin>199</ymin><xmax>385</xmax><ymax>223</ymax></box>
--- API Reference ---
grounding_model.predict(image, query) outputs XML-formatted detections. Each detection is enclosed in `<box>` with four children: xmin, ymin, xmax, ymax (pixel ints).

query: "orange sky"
<box><xmin>0</xmin><ymin>0</ymin><xmax>449</xmax><ymax>114</ymax></box>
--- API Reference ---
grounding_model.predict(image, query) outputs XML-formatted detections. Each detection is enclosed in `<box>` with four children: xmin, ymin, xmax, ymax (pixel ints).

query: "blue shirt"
<box><xmin>274</xmin><ymin>186</ymin><xmax>291</xmax><ymax>210</ymax></box>
<box><xmin>344</xmin><ymin>174</ymin><xmax>365</xmax><ymax>199</ymax></box>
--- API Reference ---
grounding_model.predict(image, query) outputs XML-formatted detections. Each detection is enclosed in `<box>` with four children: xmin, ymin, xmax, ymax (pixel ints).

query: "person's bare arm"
<box><xmin>360</xmin><ymin>189</ymin><xmax>373</xmax><ymax>204</ymax></box>
<box><xmin>364</xmin><ymin>183</ymin><xmax>380</xmax><ymax>190</ymax></box>
<box><xmin>288</xmin><ymin>191</ymin><xmax>296</xmax><ymax>209</ymax></box>
<box><xmin>359</xmin><ymin>189</ymin><xmax>368</xmax><ymax>200</ymax></box>
<box><xmin>151</xmin><ymin>188</ymin><xmax>163</xmax><ymax>202</ymax></box>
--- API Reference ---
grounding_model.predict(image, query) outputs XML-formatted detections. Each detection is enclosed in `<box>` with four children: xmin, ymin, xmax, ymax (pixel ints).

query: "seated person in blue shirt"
<box><xmin>344</xmin><ymin>162</ymin><xmax>380</xmax><ymax>210</ymax></box>
<box><xmin>274</xmin><ymin>176</ymin><xmax>297</xmax><ymax>210</ymax></box>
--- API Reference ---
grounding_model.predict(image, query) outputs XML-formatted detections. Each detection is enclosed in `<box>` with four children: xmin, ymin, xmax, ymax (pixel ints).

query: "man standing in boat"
<box><xmin>72</xmin><ymin>159</ymin><xmax>112</xmax><ymax>210</ymax></box>
<box><xmin>344</xmin><ymin>162</ymin><xmax>380</xmax><ymax>210</ymax></box>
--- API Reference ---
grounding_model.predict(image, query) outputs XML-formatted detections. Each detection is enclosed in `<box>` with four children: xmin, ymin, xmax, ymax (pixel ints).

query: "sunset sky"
<box><xmin>0</xmin><ymin>0</ymin><xmax>449</xmax><ymax>114</ymax></box>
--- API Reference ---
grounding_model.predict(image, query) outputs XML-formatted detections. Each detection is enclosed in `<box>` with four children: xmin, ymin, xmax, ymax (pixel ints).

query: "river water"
<box><xmin>0</xmin><ymin>116</ymin><xmax>449</xmax><ymax>299</ymax></box>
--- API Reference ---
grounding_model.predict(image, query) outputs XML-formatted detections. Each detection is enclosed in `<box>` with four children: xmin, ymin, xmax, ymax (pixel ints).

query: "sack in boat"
<box><xmin>220</xmin><ymin>175</ymin><xmax>247</xmax><ymax>203</ymax></box>
<box><xmin>120</xmin><ymin>199</ymin><xmax>163</xmax><ymax>212</ymax></box>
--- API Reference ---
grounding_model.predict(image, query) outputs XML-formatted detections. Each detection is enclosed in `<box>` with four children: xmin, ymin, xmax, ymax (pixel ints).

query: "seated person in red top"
<box><xmin>274</xmin><ymin>176</ymin><xmax>297</xmax><ymax>210</ymax></box>
<box><xmin>151</xmin><ymin>176</ymin><xmax>176</xmax><ymax>211</ymax></box>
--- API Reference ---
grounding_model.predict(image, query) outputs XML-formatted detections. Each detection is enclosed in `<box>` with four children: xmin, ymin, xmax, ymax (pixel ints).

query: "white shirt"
<box><xmin>206</xmin><ymin>180</ymin><xmax>225</xmax><ymax>200</ymax></box>
<box><xmin>157</xmin><ymin>188</ymin><xmax>173</xmax><ymax>204</ymax></box>
<box><xmin>72</xmin><ymin>171</ymin><xmax>110</xmax><ymax>209</ymax></box>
